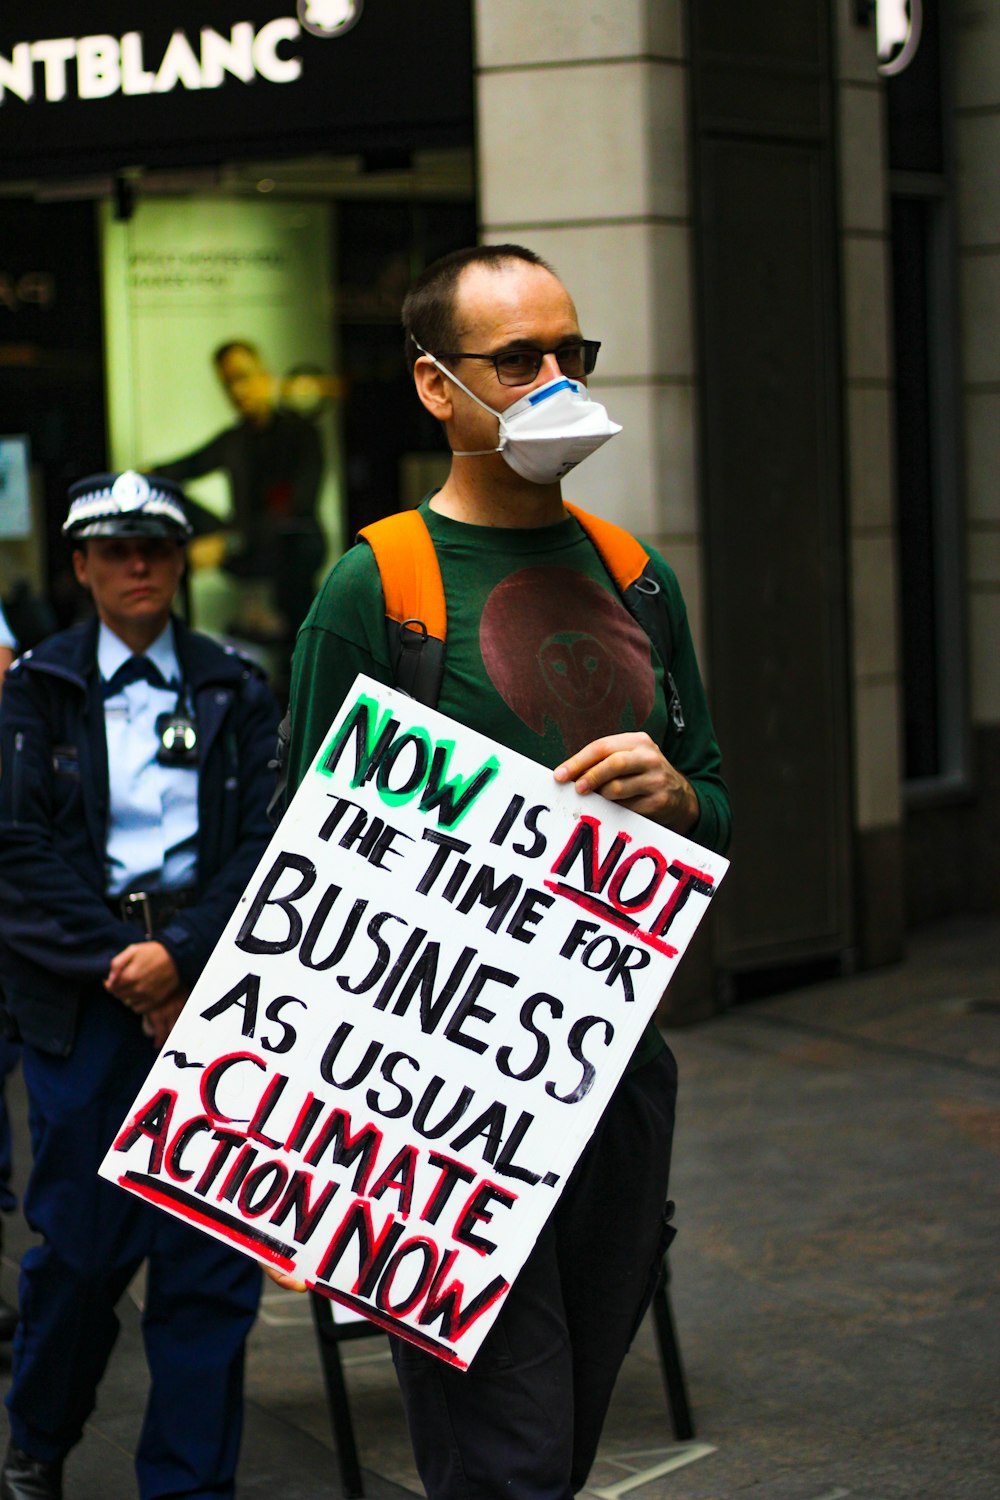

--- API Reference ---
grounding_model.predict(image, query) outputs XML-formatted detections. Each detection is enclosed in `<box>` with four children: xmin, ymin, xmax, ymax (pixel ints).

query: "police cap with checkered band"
<box><xmin>63</xmin><ymin>471</ymin><xmax>193</xmax><ymax>543</ymax></box>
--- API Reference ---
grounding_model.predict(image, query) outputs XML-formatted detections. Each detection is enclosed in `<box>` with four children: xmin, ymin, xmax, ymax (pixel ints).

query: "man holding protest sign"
<box><xmin>287</xmin><ymin>245</ymin><xmax>731</xmax><ymax>1499</ymax></box>
<box><xmin>0</xmin><ymin>473</ymin><xmax>278</xmax><ymax>1500</ymax></box>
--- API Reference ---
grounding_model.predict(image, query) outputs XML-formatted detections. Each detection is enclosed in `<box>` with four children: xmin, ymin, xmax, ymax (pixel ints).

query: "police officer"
<box><xmin>0</xmin><ymin>473</ymin><xmax>279</xmax><ymax>1500</ymax></box>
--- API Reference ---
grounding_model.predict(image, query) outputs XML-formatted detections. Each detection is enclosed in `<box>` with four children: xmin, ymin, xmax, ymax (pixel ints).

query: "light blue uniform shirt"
<box><xmin>0</xmin><ymin>601</ymin><xmax>15</xmax><ymax>650</ymax></box>
<box><xmin>99</xmin><ymin>620</ymin><xmax>199</xmax><ymax>897</ymax></box>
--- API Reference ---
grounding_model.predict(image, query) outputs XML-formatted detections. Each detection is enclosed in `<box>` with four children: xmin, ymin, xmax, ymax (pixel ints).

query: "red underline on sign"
<box><xmin>119</xmin><ymin>1172</ymin><xmax>297</xmax><ymax>1270</ymax></box>
<box><xmin>308</xmin><ymin>1281</ymin><xmax>467</xmax><ymax>1368</ymax></box>
<box><xmin>542</xmin><ymin>882</ymin><xmax>678</xmax><ymax>958</ymax></box>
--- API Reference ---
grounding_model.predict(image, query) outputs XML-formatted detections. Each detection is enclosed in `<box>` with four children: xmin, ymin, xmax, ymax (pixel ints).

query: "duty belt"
<box><xmin>107</xmin><ymin>888</ymin><xmax>197</xmax><ymax>938</ymax></box>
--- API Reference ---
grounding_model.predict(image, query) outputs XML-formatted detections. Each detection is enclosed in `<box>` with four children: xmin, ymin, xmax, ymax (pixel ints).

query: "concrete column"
<box><xmin>953</xmin><ymin>0</ymin><xmax>1000</xmax><ymax>909</ymax></box>
<box><xmin>473</xmin><ymin>0</ymin><xmax>706</xmax><ymax>655</ymax></box>
<box><xmin>832</xmin><ymin>1</ymin><xmax>905</xmax><ymax>961</ymax></box>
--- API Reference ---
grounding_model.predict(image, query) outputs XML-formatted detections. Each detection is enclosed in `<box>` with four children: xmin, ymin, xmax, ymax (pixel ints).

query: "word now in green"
<box><xmin>318</xmin><ymin>692</ymin><xmax>500</xmax><ymax>830</ymax></box>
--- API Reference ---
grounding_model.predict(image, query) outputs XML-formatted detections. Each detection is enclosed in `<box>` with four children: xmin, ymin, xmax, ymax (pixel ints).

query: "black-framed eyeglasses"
<box><xmin>431</xmin><ymin>340</ymin><xmax>601</xmax><ymax>387</ymax></box>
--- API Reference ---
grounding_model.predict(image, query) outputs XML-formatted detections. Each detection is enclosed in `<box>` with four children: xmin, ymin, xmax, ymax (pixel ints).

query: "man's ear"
<box><xmin>71</xmin><ymin>547</ymin><xmax>90</xmax><ymax>589</ymax></box>
<box><xmin>412</xmin><ymin>355</ymin><xmax>454</xmax><ymax>423</ymax></box>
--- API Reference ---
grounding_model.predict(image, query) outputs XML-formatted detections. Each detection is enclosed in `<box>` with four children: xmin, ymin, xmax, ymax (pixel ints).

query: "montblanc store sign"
<box><xmin>0</xmin><ymin>2</ymin><xmax>472</xmax><ymax>175</ymax></box>
<box><xmin>1</xmin><ymin>21</ymin><xmax>315</xmax><ymax>103</ymax></box>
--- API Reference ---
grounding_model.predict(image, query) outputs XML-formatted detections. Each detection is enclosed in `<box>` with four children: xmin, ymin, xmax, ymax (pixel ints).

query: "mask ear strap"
<box><xmin>412</xmin><ymin>339</ymin><xmax>504</xmax><ymax>456</ymax></box>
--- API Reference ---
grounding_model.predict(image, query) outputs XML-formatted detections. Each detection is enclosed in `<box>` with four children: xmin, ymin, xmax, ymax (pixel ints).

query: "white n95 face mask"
<box><xmin>417</xmin><ymin>347</ymin><xmax>622</xmax><ymax>486</ymax></box>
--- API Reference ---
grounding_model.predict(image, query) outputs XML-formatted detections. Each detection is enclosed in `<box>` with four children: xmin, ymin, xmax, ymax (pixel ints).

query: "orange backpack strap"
<box><xmin>359</xmin><ymin>509</ymin><xmax>447</xmax><ymax>640</ymax></box>
<box><xmin>563</xmin><ymin>501</ymin><xmax>650</xmax><ymax>592</ymax></box>
<box><xmin>358</xmin><ymin>509</ymin><xmax>447</xmax><ymax>704</ymax></box>
<box><xmin>564</xmin><ymin>501</ymin><xmax>680</xmax><ymax>723</ymax></box>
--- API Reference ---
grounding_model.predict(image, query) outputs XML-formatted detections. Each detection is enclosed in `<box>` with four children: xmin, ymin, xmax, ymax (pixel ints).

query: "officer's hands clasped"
<box><xmin>105</xmin><ymin>940</ymin><xmax>188</xmax><ymax>1046</ymax></box>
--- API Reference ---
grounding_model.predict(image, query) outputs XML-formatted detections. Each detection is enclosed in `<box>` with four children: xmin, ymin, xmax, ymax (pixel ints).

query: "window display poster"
<box><xmin>101</xmin><ymin>196</ymin><xmax>342</xmax><ymax>636</ymax></box>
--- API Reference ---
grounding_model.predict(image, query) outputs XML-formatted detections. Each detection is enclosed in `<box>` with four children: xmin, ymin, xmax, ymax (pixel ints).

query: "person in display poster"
<box><xmin>156</xmin><ymin>340</ymin><xmax>326</xmax><ymax>647</ymax></box>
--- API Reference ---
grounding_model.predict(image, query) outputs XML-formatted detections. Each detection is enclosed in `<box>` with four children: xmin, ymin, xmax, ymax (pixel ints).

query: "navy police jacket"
<box><xmin>0</xmin><ymin>614</ymin><xmax>279</xmax><ymax>1055</ymax></box>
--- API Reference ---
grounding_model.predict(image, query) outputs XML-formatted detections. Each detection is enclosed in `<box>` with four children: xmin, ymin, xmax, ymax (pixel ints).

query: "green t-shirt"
<box><xmin>289</xmin><ymin>500</ymin><xmax>732</xmax><ymax>1066</ymax></box>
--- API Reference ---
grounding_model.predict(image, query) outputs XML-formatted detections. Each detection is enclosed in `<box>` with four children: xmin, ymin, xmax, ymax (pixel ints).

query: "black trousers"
<box><xmin>390</xmin><ymin>1046</ymin><xmax>678</xmax><ymax>1500</ymax></box>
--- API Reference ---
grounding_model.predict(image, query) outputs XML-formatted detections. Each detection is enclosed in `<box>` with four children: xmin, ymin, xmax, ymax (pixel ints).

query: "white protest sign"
<box><xmin>100</xmin><ymin>675</ymin><xmax>728</xmax><ymax>1369</ymax></box>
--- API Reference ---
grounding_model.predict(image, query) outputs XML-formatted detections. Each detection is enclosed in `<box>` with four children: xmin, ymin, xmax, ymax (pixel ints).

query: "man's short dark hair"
<box><xmin>401</xmin><ymin>244</ymin><xmax>556</xmax><ymax>370</ymax></box>
<box><xmin>213</xmin><ymin>339</ymin><xmax>261</xmax><ymax>367</ymax></box>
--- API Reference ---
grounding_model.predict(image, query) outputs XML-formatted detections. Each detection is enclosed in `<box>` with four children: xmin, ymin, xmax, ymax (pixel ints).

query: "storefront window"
<box><xmin>337</xmin><ymin>197</ymin><xmax>475</xmax><ymax>536</ymax></box>
<box><xmin>0</xmin><ymin>173</ymin><xmax>474</xmax><ymax>684</ymax></box>
<box><xmin>0</xmin><ymin>2</ymin><xmax>475</xmax><ymax>686</ymax></box>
